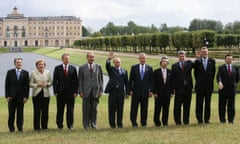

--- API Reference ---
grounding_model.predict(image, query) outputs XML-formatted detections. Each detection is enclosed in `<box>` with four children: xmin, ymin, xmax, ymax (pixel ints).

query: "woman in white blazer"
<box><xmin>30</xmin><ymin>59</ymin><xmax>52</xmax><ymax>130</ymax></box>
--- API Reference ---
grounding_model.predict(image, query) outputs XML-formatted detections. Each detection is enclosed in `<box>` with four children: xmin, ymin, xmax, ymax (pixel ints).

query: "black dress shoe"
<box><xmin>117</xmin><ymin>125</ymin><xmax>123</xmax><ymax>128</ymax></box>
<box><xmin>91</xmin><ymin>125</ymin><xmax>98</xmax><ymax>129</ymax></box>
<box><xmin>205</xmin><ymin>121</ymin><xmax>210</xmax><ymax>124</ymax></box>
<box><xmin>68</xmin><ymin>127</ymin><xmax>74</xmax><ymax>130</ymax></box>
<box><xmin>133</xmin><ymin>125</ymin><xmax>138</xmax><ymax>128</ymax></box>
<box><xmin>84</xmin><ymin>126</ymin><xmax>89</xmax><ymax>130</ymax></box>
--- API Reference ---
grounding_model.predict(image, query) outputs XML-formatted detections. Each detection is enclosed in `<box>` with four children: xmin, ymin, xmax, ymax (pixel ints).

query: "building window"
<box><xmin>22</xmin><ymin>31</ymin><xmax>25</xmax><ymax>37</ymax></box>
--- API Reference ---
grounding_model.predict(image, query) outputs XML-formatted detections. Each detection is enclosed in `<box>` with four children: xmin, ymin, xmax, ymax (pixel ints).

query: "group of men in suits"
<box><xmin>4</xmin><ymin>48</ymin><xmax>239</xmax><ymax>132</ymax></box>
<box><xmin>105</xmin><ymin>47</ymin><xmax>239</xmax><ymax>128</ymax></box>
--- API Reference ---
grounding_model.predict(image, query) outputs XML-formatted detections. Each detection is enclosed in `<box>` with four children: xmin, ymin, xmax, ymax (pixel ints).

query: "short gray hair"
<box><xmin>178</xmin><ymin>50</ymin><xmax>186</xmax><ymax>55</ymax></box>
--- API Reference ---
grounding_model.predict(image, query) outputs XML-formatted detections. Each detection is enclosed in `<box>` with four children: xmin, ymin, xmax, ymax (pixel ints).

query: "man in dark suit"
<box><xmin>53</xmin><ymin>53</ymin><xmax>78</xmax><ymax>130</ymax></box>
<box><xmin>172</xmin><ymin>50</ymin><xmax>193</xmax><ymax>125</ymax></box>
<box><xmin>5</xmin><ymin>58</ymin><xmax>29</xmax><ymax>132</ymax></box>
<box><xmin>153</xmin><ymin>56</ymin><xmax>173</xmax><ymax>126</ymax></box>
<box><xmin>194</xmin><ymin>47</ymin><xmax>216</xmax><ymax>124</ymax></box>
<box><xmin>105</xmin><ymin>52</ymin><xmax>128</xmax><ymax>129</ymax></box>
<box><xmin>217</xmin><ymin>54</ymin><xmax>239</xmax><ymax>124</ymax></box>
<box><xmin>78</xmin><ymin>52</ymin><xmax>103</xmax><ymax>129</ymax></box>
<box><xmin>129</xmin><ymin>53</ymin><xmax>153</xmax><ymax>127</ymax></box>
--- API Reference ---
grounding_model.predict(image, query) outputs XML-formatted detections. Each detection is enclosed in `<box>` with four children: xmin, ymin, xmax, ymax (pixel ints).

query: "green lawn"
<box><xmin>0</xmin><ymin>94</ymin><xmax>240</xmax><ymax>144</ymax></box>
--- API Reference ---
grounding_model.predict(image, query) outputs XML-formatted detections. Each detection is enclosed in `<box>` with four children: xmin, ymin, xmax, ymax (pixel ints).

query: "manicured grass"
<box><xmin>0</xmin><ymin>94</ymin><xmax>240</xmax><ymax>144</ymax></box>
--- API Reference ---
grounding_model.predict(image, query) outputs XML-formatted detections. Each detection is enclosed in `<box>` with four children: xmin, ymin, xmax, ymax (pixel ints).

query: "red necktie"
<box><xmin>181</xmin><ymin>62</ymin><xmax>184</xmax><ymax>71</ymax></box>
<box><xmin>228</xmin><ymin>64</ymin><xmax>231</xmax><ymax>76</ymax></box>
<box><xmin>64</xmin><ymin>65</ymin><xmax>68</xmax><ymax>77</ymax></box>
<box><xmin>90</xmin><ymin>64</ymin><xmax>93</xmax><ymax>74</ymax></box>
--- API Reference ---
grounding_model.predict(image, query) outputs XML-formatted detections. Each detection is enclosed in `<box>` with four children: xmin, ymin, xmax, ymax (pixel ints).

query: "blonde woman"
<box><xmin>30</xmin><ymin>59</ymin><xmax>52</xmax><ymax>130</ymax></box>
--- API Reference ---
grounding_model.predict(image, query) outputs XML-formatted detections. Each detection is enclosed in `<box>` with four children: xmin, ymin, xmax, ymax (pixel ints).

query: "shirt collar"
<box><xmin>16</xmin><ymin>68</ymin><xmax>22</xmax><ymax>72</ymax></box>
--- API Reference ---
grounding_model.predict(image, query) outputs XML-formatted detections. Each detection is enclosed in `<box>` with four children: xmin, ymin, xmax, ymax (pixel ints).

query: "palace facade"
<box><xmin>0</xmin><ymin>7</ymin><xmax>82</xmax><ymax>47</ymax></box>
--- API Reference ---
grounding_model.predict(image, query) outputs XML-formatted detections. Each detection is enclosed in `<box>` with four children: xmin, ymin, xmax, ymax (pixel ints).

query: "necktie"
<box><xmin>228</xmin><ymin>64</ymin><xmax>231</xmax><ymax>76</ymax></box>
<box><xmin>140</xmin><ymin>65</ymin><xmax>144</xmax><ymax>80</ymax></box>
<box><xmin>203</xmin><ymin>59</ymin><xmax>207</xmax><ymax>71</ymax></box>
<box><xmin>118</xmin><ymin>68</ymin><xmax>121</xmax><ymax>75</ymax></box>
<box><xmin>180</xmin><ymin>62</ymin><xmax>184</xmax><ymax>71</ymax></box>
<box><xmin>90</xmin><ymin>64</ymin><xmax>93</xmax><ymax>74</ymax></box>
<box><xmin>64</xmin><ymin>65</ymin><xmax>68</xmax><ymax>77</ymax></box>
<box><xmin>162</xmin><ymin>69</ymin><xmax>166</xmax><ymax>84</ymax></box>
<box><xmin>16</xmin><ymin>70</ymin><xmax>20</xmax><ymax>81</ymax></box>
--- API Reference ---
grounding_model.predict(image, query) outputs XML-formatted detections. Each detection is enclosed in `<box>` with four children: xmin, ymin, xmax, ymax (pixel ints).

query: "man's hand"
<box><xmin>6</xmin><ymin>97</ymin><xmax>12</xmax><ymax>102</ymax></box>
<box><xmin>149</xmin><ymin>92</ymin><xmax>153</xmax><ymax>97</ymax></box>
<box><xmin>218</xmin><ymin>81</ymin><xmax>224</xmax><ymax>90</ymax></box>
<box><xmin>108</xmin><ymin>51</ymin><xmax>115</xmax><ymax>60</ymax></box>
<box><xmin>80</xmin><ymin>92</ymin><xmax>84</xmax><ymax>98</ymax></box>
<box><xmin>73</xmin><ymin>93</ymin><xmax>77</xmax><ymax>98</ymax></box>
<box><xmin>23</xmin><ymin>98</ymin><xmax>28</xmax><ymax>104</ymax></box>
<box><xmin>129</xmin><ymin>91</ymin><xmax>133</xmax><ymax>96</ymax></box>
<box><xmin>98</xmin><ymin>92</ymin><xmax>102</xmax><ymax>98</ymax></box>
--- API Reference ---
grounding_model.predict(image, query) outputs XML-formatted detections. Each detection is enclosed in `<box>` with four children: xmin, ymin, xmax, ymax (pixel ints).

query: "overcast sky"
<box><xmin>1</xmin><ymin>0</ymin><xmax>240</xmax><ymax>32</ymax></box>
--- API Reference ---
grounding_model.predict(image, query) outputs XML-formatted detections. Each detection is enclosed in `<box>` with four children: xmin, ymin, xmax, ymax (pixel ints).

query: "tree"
<box><xmin>189</xmin><ymin>19</ymin><xmax>223</xmax><ymax>32</ymax></box>
<box><xmin>82</xmin><ymin>25</ymin><xmax>91</xmax><ymax>36</ymax></box>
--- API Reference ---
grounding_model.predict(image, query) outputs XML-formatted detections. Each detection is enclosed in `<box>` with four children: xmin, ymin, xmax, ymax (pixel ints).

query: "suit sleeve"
<box><xmin>98</xmin><ymin>65</ymin><xmax>103</xmax><ymax>93</ymax></box>
<box><xmin>193</xmin><ymin>59</ymin><xmax>199</xmax><ymax>80</ymax></box>
<box><xmin>29</xmin><ymin>72</ymin><xmax>38</xmax><ymax>88</ymax></box>
<box><xmin>5</xmin><ymin>70</ymin><xmax>10</xmax><ymax>98</ymax></box>
<box><xmin>171</xmin><ymin>64</ymin><xmax>176</xmax><ymax>90</ymax></box>
<box><xmin>235</xmin><ymin>66</ymin><xmax>239</xmax><ymax>83</ymax></box>
<box><xmin>216</xmin><ymin>66</ymin><xmax>221</xmax><ymax>83</ymax></box>
<box><xmin>106</xmin><ymin>59</ymin><xmax>112</xmax><ymax>74</ymax></box>
<box><xmin>24</xmin><ymin>71</ymin><xmax>30</xmax><ymax>99</ymax></box>
<box><xmin>53</xmin><ymin>67</ymin><xmax>58</xmax><ymax>94</ymax></box>
<box><xmin>148</xmin><ymin>66</ymin><xmax>153</xmax><ymax>92</ymax></box>
<box><xmin>72</xmin><ymin>66</ymin><xmax>79</xmax><ymax>94</ymax></box>
<box><xmin>78</xmin><ymin>66</ymin><xmax>83</xmax><ymax>94</ymax></box>
<box><xmin>124</xmin><ymin>70</ymin><xmax>129</xmax><ymax>95</ymax></box>
<box><xmin>152</xmin><ymin>70</ymin><xmax>157</xmax><ymax>94</ymax></box>
<box><xmin>128</xmin><ymin>66</ymin><xmax>134</xmax><ymax>92</ymax></box>
<box><xmin>212</xmin><ymin>59</ymin><xmax>216</xmax><ymax>79</ymax></box>
<box><xmin>47</xmin><ymin>71</ymin><xmax>53</xmax><ymax>87</ymax></box>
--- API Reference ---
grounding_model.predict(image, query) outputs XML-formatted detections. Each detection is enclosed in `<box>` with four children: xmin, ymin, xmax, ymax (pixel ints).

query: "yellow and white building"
<box><xmin>0</xmin><ymin>7</ymin><xmax>82</xmax><ymax>47</ymax></box>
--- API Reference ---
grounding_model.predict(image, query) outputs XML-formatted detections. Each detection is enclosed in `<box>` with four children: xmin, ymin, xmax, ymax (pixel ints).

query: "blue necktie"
<box><xmin>203</xmin><ymin>59</ymin><xmax>207</xmax><ymax>71</ymax></box>
<box><xmin>16</xmin><ymin>70</ymin><xmax>20</xmax><ymax>81</ymax></box>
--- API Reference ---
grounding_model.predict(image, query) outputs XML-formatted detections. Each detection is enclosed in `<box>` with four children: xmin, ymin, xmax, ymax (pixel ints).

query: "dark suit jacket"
<box><xmin>217</xmin><ymin>64</ymin><xmax>239</xmax><ymax>92</ymax></box>
<box><xmin>194</xmin><ymin>57</ymin><xmax>216</xmax><ymax>93</ymax></box>
<box><xmin>129</xmin><ymin>64</ymin><xmax>153</xmax><ymax>96</ymax></box>
<box><xmin>105</xmin><ymin>59</ymin><xmax>128</xmax><ymax>95</ymax></box>
<box><xmin>5</xmin><ymin>69</ymin><xmax>29</xmax><ymax>100</ymax></box>
<box><xmin>171</xmin><ymin>60</ymin><xmax>193</xmax><ymax>94</ymax></box>
<box><xmin>153</xmin><ymin>68</ymin><xmax>173</xmax><ymax>97</ymax></box>
<box><xmin>53</xmin><ymin>64</ymin><xmax>78</xmax><ymax>95</ymax></box>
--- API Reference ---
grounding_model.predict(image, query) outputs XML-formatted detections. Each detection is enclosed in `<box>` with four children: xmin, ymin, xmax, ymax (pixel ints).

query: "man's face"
<box><xmin>15</xmin><ymin>59</ymin><xmax>23</xmax><ymax>69</ymax></box>
<box><xmin>201</xmin><ymin>49</ymin><xmax>208</xmax><ymax>58</ymax></box>
<box><xmin>87</xmin><ymin>54</ymin><xmax>95</xmax><ymax>64</ymax></box>
<box><xmin>138</xmin><ymin>55</ymin><xmax>146</xmax><ymax>65</ymax></box>
<box><xmin>161</xmin><ymin>59</ymin><xmax>168</xmax><ymax>68</ymax></box>
<box><xmin>225</xmin><ymin>56</ymin><xmax>233</xmax><ymax>64</ymax></box>
<box><xmin>114</xmin><ymin>58</ymin><xmax>121</xmax><ymax>68</ymax></box>
<box><xmin>178</xmin><ymin>54</ymin><xmax>185</xmax><ymax>61</ymax></box>
<box><xmin>62</xmin><ymin>55</ymin><xmax>70</xmax><ymax>65</ymax></box>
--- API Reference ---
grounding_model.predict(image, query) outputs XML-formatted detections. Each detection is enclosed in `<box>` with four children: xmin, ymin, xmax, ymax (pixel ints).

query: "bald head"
<box><xmin>87</xmin><ymin>52</ymin><xmax>95</xmax><ymax>64</ymax></box>
<box><xmin>113</xmin><ymin>57</ymin><xmax>121</xmax><ymax>68</ymax></box>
